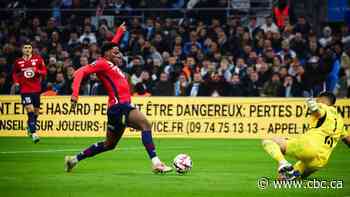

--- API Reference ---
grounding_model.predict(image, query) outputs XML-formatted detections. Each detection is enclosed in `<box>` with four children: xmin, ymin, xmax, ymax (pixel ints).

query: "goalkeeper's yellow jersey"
<box><xmin>306</xmin><ymin>103</ymin><xmax>348</xmax><ymax>161</ymax></box>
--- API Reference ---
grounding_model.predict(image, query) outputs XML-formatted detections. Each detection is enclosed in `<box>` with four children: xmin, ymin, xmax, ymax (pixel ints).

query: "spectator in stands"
<box><xmin>262</xmin><ymin>72</ymin><xmax>281</xmax><ymax>97</ymax></box>
<box><xmin>153</xmin><ymin>72</ymin><xmax>174</xmax><ymax>96</ymax></box>
<box><xmin>44</xmin><ymin>17</ymin><xmax>59</xmax><ymax>36</ymax></box>
<box><xmin>248</xmin><ymin>16</ymin><xmax>261</xmax><ymax>38</ymax></box>
<box><xmin>41</xmin><ymin>83</ymin><xmax>58</xmax><ymax>96</ymax></box>
<box><xmin>233</xmin><ymin>58</ymin><xmax>248</xmax><ymax>81</ymax></box>
<box><xmin>184</xmin><ymin>31</ymin><xmax>202</xmax><ymax>55</ymax></box>
<box><xmin>205</xmin><ymin>71</ymin><xmax>230</xmax><ymax>96</ymax></box>
<box><xmin>53</xmin><ymin>72</ymin><xmax>66</xmax><ymax>95</ymax></box>
<box><xmin>186</xmin><ymin>72</ymin><xmax>207</xmax><ymax>96</ymax></box>
<box><xmin>63</xmin><ymin>65</ymin><xmax>75</xmax><ymax>94</ymax></box>
<box><xmin>174</xmin><ymin>73</ymin><xmax>188</xmax><ymax>96</ymax></box>
<box><xmin>218</xmin><ymin>58</ymin><xmax>233</xmax><ymax>82</ymax></box>
<box><xmin>67</xmin><ymin>32</ymin><xmax>80</xmax><ymax>52</ymax></box>
<box><xmin>319</xmin><ymin>26</ymin><xmax>333</xmax><ymax>48</ymax></box>
<box><xmin>261</xmin><ymin>15</ymin><xmax>279</xmax><ymax>33</ymax></box>
<box><xmin>277</xmin><ymin>40</ymin><xmax>296</xmax><ymax>63</ymax></box>
<box><xmin>138</xmin><ymin>70</ymin><xmax>154</xmax><ymax>93</ymax></box>
<box><xmin>257</xmin><ymin>61</ymin><xmax>272</xmax><ymax>85</ymax></box>
<box><xmin>133</xmin><ymin>82</ymin><xmax>151</xmax><ymax>96</ymax></box>
<box><xmin>277</xmin><ymin>75</ymin><xmax>302</xmax><ymax>97</ymax></box>
<box><xmin>245</xmin><ymin>71</ymin><xmax>262</xmax><ymax>96</ymax></box>
<box><xmin>294</xmin><ymin>15</ymin><xmax>311</xmax><ymax>37</ymax></box>
<box><xmin>83</xmin><ymin>73</ymin><xmax>100</xmax><ymax>95</ymax></box>
<box><xmin>229</xmin><ymin>74</ymin><xmax>244</xmax><ymax>96</ymax></box>
<box><xmin>143</xmin><ymin>18</ymin><xmax>155</xmax><ymax>41</ymax></box>
<box><xmin>79</xmin><ymin>25</ymin><xmax>97</xmax><ymax>44</ymax></box>
<box><xmin>290</xmin><ymin>32</ymin><xmax>307</xmax><ymax>59</ymax></box>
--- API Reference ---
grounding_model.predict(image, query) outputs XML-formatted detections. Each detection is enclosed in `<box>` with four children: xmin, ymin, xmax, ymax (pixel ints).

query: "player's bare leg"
<box><xmin>65</xmin><ymin>129</ymin><xmax>123</xmax><ymax>172</ymax></box>
<box><xmin>262</xmin><ymin>137</ymin><xmax>296</xmax><ymax>179</ymax></box>
<box><xmin>127</xmin><ymin>109</ymin><xmax>172</xmax><ymax>173</ymax></box>
<box><xmin>25</xmin><ymin>104</ymin><xmax>39</xmax><ymax>143</ymax></box>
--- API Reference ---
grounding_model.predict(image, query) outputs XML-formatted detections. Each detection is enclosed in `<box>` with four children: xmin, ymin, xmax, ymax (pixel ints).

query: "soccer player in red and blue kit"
<box><xmin>64</xmin><ymin>23</ymin><xmax>172</xmax><ymax>173</ymax></box>
<box><xmin>12</xmin><ymin>42</ymin><xmax>47</xmax><ymax>143</ymax></box>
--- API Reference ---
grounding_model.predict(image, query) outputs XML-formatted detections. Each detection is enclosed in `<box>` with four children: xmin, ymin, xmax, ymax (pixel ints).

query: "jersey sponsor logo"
<box><xmin>23</xmin><ymin>68</ymin><xmax>35</xmax><ymax>78</ymax></box>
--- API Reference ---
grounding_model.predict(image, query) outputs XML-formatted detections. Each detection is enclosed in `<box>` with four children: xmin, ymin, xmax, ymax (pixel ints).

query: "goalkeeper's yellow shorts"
<box><xmin>286</xmin><ymin>137</ymin><xmax>328</xmax><ymax>175</ymax></box>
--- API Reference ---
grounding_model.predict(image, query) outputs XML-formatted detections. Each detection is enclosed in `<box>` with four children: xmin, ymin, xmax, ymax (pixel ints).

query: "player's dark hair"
<box><xmin>21</xmin><ymin>40</ymin><xmax>33</xmax><ymax>48</ymax></box>
<box><xmin>319</xmin><ymin>91</ymin><xmax>336</xmax><ymax>105</ymax></box>
<box><xmin>22</xmin><ymin>40</ymin><xmax>32</xmax><ymax>47</ymax></box>
<box><xmin>101</xmin><ymin>42</ymin><xmax>118</xmax><ymax>55</ymax></box>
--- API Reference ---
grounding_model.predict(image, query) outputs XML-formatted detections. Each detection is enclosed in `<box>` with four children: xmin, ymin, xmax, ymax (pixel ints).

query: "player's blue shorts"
<box><xmin>21</xmin><ymin>93</ymin><xmax>40</xmax><ymax>108</ymax></box>
<box><xmin>107</xmin><ymin>103</ymin><xmax>135</xmax><ymax>133</ymax></box>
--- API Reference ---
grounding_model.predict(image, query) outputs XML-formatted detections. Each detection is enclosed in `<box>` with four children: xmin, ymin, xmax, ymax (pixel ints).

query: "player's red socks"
<box><xmin>141</xmin><ymin>130</ymin><xmax>156</xmax><ymax>159</ymax></box>
<box><xmin>77</xmin><ymin>142</ymin><xmax>107</xmax><ymax>161</ymax></box>
<box><xmin>27</xmin><ymin>112</ymin><xmax>36</xmax><ymax>133</ymax></box>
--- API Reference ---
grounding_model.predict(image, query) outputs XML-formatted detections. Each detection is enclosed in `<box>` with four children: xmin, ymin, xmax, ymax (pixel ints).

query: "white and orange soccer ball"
<box><xmin>173</xmin><ymin>154</ymin><xmax>192</xmax><ymax>174</ymax></box>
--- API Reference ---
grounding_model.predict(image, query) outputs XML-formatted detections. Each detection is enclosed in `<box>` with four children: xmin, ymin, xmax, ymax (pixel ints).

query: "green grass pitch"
<box><xmin>0</xmin><ymin>137</ymin><xmax>349</xmax><ymax>197</ymax></box>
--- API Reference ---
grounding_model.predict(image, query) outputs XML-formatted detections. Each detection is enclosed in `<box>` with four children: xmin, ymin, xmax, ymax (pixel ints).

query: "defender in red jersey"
<box><xmin>12</xmin><ymin>42</ymin><xmax>47</xmax><ymax>143</ymax></box>
<box><xmin>65</xmin><ymin>23</ymin><xmax>172</xmax><ymax>174</ymax></box>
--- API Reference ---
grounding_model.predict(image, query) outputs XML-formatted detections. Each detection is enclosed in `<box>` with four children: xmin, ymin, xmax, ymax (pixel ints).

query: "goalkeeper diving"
<box><xmin>262</xmin><ymin>92</ymin><xmax>350</xmax><ymax>180</ymax></box>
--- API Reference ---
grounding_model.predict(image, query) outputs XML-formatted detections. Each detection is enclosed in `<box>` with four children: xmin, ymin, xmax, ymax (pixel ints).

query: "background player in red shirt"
<box><xmin>64</xmin><ymin>23</ymin><xmax>172</xmax><ymax>174</ymax></box>
<box><xmin>12</xmin><ymin>41</ymin><xmax>47</xmax><ymax>143</ymax></box>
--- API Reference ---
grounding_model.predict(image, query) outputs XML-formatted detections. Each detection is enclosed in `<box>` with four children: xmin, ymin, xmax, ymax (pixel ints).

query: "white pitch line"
<box><xmin>0</xmin><ymin>149</ymin><xmax>80</xmax><ymax>154</ymax></box>
<box><xmin>0</xmin><ymin>146</ymin><xmax>192</xmax><ymax>154</ymax></box>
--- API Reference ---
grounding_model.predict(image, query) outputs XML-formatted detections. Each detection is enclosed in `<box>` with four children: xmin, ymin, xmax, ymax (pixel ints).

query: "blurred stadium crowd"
<box><xmin>0</xmin><ymin>0</ymin><xmax>349</xmax><ymax>97</ymax></box>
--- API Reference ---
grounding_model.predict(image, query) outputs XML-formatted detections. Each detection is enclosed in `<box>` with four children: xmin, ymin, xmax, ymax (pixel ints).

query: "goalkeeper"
<box><xmin>262</xmin><ymin>92</ymin><xmax>350</xmax><ymax>180</ymax></box>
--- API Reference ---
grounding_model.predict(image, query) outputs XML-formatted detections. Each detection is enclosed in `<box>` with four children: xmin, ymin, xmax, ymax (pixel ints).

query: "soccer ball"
<box><xmin>173</xmin><ymin>154</ymin><xmax>192</xmax><ymax>174</ymax></box>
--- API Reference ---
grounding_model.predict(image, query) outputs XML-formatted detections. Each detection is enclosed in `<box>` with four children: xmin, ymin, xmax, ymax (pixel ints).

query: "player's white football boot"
<box><xmin>31</xmin><ymin>133</ymin><xmax>40</xmax><ymax>144</ymax></box>
<box><xmin>152</xmin><ymin>162</ymin><xmax>173</xmax><ymax>174</ymax></box>
<box><xmin>65</xmin><ymin>156</ymin><xmax>78</xmax><ymax>172</ymax></box>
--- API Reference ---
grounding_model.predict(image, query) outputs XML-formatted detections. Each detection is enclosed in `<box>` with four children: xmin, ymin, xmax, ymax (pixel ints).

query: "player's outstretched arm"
<box><xmin>111</xmin><ymin>22</ymin><xmax>126</xmax><ymax>44</ymax></box>
<box><xmin>71</xmin><ymin>63</ymin><xmax>105</xmax><ymax>101</ymax></box>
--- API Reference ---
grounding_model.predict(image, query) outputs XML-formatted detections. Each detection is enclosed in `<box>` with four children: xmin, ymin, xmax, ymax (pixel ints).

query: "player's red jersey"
<box><xmin>12</xmin><ymin>54</ymin><xmax>47</xmax><ymax>94</ymax></box>
<box><xmin>72</xmin><ymin>58</ymin><xmax>132</xmax><ymax>107</ymax></box>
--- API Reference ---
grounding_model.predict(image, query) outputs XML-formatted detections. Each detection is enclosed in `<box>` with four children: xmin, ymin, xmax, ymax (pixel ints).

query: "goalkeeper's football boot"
<box><xmin>286</xmin><ymin>171</ymin><xmax>301</xmax><ymax>181</ymax></box>
<box><xmin>65</xmin><ymin>156</ymin><xmax>78</xmax><ymax>172</ymax></box>
<box><xmin>152</xmin><ymin>162</ymin><xmax>173</xmax><ymax>174</ymax></box>
<box><xmin>278</xmin><ymin>163</ymin><xmax>299</xmax><ymax>180</ymax></box>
